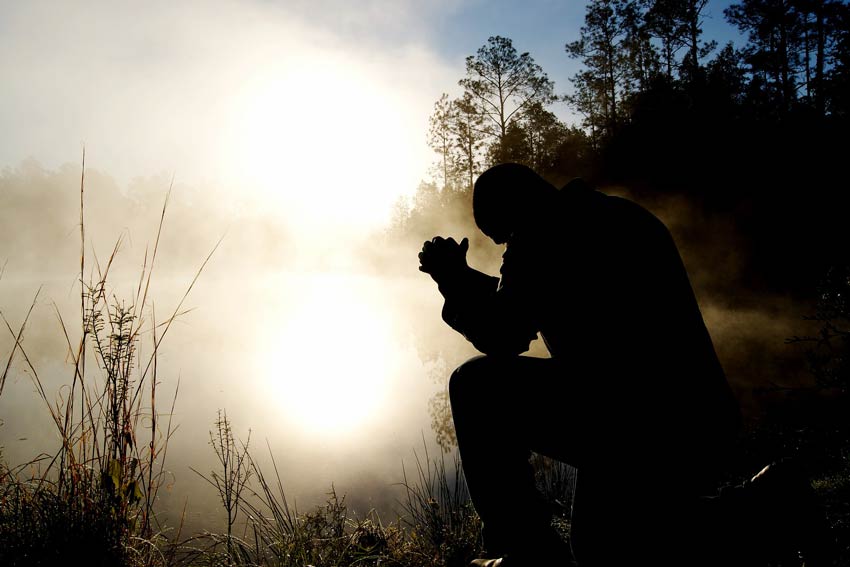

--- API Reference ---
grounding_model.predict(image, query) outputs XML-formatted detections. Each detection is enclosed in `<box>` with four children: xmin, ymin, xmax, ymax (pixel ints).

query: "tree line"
<box><xmin>395</xmin><ymin>0</ymin><xmax>850</xmax><ymax>297</ymax></box>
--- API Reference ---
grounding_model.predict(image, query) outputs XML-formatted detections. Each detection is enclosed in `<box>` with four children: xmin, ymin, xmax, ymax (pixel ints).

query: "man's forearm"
<box><xmin>436</xmin><ymin>265</ymin><xmax>499</xmax><ymax>301</ymax></box>
<box><xmin>437</xmin><ymin>265</ymin><xmax>497</xmax><ymax>338</ymax></box>
<box><xmin>438</xmin><ymin>266</ymin><xmax>536</xmax><ymax>356</ymax></box>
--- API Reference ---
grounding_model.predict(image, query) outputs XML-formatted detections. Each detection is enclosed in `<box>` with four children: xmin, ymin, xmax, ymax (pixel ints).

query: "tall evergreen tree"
<box><xmin>646</xmin><ymin>0</ymin><xmax>689</xmax><ymax>78</ymax></box>
<box><xmin>426</xmin><ymin>92</ymin><xmax>488</xmax><ymax>193</ymax></box>
<box><xmin>492</xmin><ymin>102</ymin><xmax>584</xmax><ymax>176</ymax></box>
<box><xmin>824</xmin><ymin>1</ymin><xmax>850</xmax><ymax>116</ymax></box>
<box><xmin>452</xmin><ymin>93</ymin><xmax>488</xmax><ymax>192</ymax></box>
<box><xmin>427</xmin><ymin>93</ymin><xmax>458</xmax><ymax>191</ymax></box>
<box><xmin>725</xmin><ymin>0</ymin><xmax>806</xmax><ymax>114</ymax></box>
<box><xmin>679</xmin><ymin>0</ymin><xmax>717</xmax><ymax>80</ymax></box>
<box><xmin>566</xmin><ymin>0</ymin><xmax>644</xmax><ymax>139</ymax></box>
<box><xmin>788</xmin><ymin>0</ymin><xmax>849</xmax><ymax>115</ymax></box>
<box><xmin>625</xmin><ymin>0</ymin><xmax>662</xmax><ymax>90</ymax></box>
<box><xmin>459</xmin><ymin>35</ymin><xmax>557</xmax><ymax>163</ymax></box>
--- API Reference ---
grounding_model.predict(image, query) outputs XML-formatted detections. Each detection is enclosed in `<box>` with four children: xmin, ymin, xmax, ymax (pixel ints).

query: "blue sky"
<box><xmin>427</xmin><ymin>0</ymin><xmax>745</xmax><ymax>119</ymax></box>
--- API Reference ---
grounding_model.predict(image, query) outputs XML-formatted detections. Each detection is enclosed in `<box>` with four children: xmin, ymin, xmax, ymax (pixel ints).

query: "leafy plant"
<box><xmin>0</xmin><ymin>154</ymin><xmax>216</xmax><ymax>566</ymax></box>
<box><xmin>788</xmin><ymin>263</ymin><xmax>850</xmax><ymax>394</ymax></box>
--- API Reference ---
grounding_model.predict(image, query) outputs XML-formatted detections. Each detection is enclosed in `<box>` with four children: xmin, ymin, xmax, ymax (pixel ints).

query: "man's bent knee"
<box><xmin>448</xmin><ymin>356</ymin><xmax>503</xmax><ymax>431</ymax></box>
<box><xmin>448</xmin><ymin>355</ymin><xmax>505</xmax><ymax>405</ymax></box>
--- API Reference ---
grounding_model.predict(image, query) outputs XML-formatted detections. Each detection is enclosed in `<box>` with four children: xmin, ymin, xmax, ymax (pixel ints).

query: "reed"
<box><xmin>0</xmin><ymin>153</ymin><xmax>216</xmax><ymax>566</ymax></box>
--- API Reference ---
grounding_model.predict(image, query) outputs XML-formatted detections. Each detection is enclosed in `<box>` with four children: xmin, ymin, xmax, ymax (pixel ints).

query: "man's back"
<box><xmin>496</xmin><ymin>185</ymin><xmax>740</xmax><ymax>474</ymax></box>
<box><xmin>420</xmin><ymin>164</ymin><xmax>750</xmax><ymax>565</ymax></box>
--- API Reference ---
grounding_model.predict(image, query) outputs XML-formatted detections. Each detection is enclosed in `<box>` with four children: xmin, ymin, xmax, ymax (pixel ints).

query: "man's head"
<box><xmin>473</xmin><ymin>163</ymin><xmax>558</xmax><ymax>244</ymax></box>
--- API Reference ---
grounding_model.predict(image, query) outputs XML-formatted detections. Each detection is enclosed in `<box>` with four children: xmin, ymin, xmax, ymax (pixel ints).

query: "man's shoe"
<box><xmin>470</xmin><ymin>547</ymin><xmax>571</xmax><ymax>567</ymax></box>
<box><xmin>744</xmin><ymin>459</ymin><xmax>834</xmax><ymax>567</ymax></box>
<box><xmin>471</xmin><ymin>524</ymin><xmax>572</xmax><ymax>567</ymax></box>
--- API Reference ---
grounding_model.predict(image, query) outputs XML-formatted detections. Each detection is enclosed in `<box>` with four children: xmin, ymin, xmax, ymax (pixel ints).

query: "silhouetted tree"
<box><xmin>789</xmin><ymin>264</ymin><xmax>850</xmax><ymax>394</ymax></box>
<box><xmin>460</xmin><ymin>36</ymin><xmax>556</xmax><ymax>164</ymax></box>
<box><xmin>646</xmin><ymin>0</ymin><xmax>690</xmax><ymax>78</ymax></box>
<box><xmin>725</xmin><ymin>0</ymin><xmax>807</xmax><ymax>115</ymax></box>
<box><xmin>567</xmin><ymin>69</ymin><xmax>608</xmax><ymax>145</ymax></box>
<box><xmin>427</xmin><ymin>93</ymin><xmax>488</xmax><ymax>193</ymax></box>
<box><xmin>566</xmin><ymin>0</ymin><xmax>643</xmax><ymax>140</ymax></box>
<box><xmin>781</xmin><ymin>0</ymin><xmax>850</xmax><ymax>115</ymax></box>
<box><xmin>493</xmin><ymin>102</ymin><xmax>592</xmax><ymax>180</ymax></box>
<box><xmin>516</xmin><ymin>103</ymin><xmax>570</xmax><ymax>174</ymax></box>
<box><xmin>679</xmin><ymin>0</ymin><xmax>717</xmax><ymax>81</ymax></box>
<box><xmin>624</xmin><ymin>0</ymin><xmax>662</xmax><ymax>91</ymax></box>
<box><xmin>825</xmin><ymin>1</ymin><xmax>850</xmax><ymax>115</ymax></box>
<box><xmin>452</xmin><ymin>94</ymin><xmax>488</xmax><ymax>192</ymax></box>
<box><xmin>726</xmin><ymin>0</ymin><xmax>850</xmax><ymax>118</ymax></box>
<box><xmin>705</xmin><ymin>42</ymin><xmax>749</xmax><ymax>110</ymax></box>
<box><xmin>428</xmin><ymin>93</ymin><xmax>458</xmax><ymax>192</ymax></box>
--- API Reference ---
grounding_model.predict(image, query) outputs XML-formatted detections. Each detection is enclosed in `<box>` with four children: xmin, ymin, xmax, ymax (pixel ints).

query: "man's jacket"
<box><xmin>438</xmin><ymin>184</ymin><xmax>742</xmax><ymax>469</ymax></box>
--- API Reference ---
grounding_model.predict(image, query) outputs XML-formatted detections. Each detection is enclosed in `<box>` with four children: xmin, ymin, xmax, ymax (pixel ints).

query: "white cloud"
<box><xmin>0</xmin><ymin>0</ymin><xmax>461</xmax><ymax>209</ymax></box>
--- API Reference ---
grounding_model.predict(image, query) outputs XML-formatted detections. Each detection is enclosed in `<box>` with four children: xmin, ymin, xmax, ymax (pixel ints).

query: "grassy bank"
<box><xmin>0</xmin><ymin>164</ymin><xmax>490</xmax><ymax>567</ymax></box>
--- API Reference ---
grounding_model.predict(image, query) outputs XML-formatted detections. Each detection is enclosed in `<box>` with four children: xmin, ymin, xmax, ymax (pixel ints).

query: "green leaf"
<box><xmin>107</xmin><ymin>458</ymin><xmax>121</xmax><ymax>490</ymax></box>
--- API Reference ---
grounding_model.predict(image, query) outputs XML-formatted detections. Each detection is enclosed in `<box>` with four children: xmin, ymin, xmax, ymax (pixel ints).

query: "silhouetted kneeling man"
<box><xmin>419</xmin><ymin>163</ymin><xmax>745</xmax><ymax>566</ymax></box>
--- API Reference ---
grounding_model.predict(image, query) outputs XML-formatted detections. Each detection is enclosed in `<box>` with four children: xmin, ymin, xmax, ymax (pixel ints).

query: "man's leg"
<box><xmin>567</xmin><ymin>467</ymin><xmax>698</xmax><ymax>566</ymax></box>
<box><xmin>449</xmin><ymin>355</ymin><xmax>577</xmax><ymax>562</ymax></box>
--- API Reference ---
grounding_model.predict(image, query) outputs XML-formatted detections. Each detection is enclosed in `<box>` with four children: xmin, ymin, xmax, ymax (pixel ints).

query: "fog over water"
<box><xmin>0</xmin><ymin>0</ymin><xmax>820</xmax><ymax>538</ymax></box>
<box><xmin>0</xmin><ymin>0</ymin><xmax>478</xmax><ymax>533</ymax></box>
<box><xmin>0</xmin><ymin>162</ymin><xmax>464</xmax><ymax>532</ymax></box>
<box><xmin>0</xmin><ymin>160</ymin><xmax>818</xmax><ymax>535</ymax></box>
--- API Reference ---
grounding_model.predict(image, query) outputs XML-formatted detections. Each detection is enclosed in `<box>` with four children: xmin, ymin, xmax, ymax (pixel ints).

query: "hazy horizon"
<box><xmin>0</xmin><ymin>0</ymin><xmax>822</xmax><ymax>539</ymax></box>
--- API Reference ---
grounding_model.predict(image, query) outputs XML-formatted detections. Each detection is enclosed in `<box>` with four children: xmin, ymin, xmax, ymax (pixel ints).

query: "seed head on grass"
<box><xmin>396</xmin><ymin>441</ymin><xmax>484</xmax><ymax>567</ymax></box>
<box><xmin>0</xmin><ymin>154</ymin><xmax>216</xmax><ymax>566</ymax></box>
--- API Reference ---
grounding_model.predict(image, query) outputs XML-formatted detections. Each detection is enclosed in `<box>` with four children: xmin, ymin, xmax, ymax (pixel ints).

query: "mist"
<box><xmin>1</xmin><ymin>1</ymin><xmax>840</xmax><ymax>560</ymax></box>
<box><xmin>0</xmin><ymin>0</ymin><xmax>473</xmax><ymax>532</ymax></box>
<box><xmin>0</xmin><ymin>160</ymin><xmax>457</xmax><ymax>534</ymax></box>
<box><xmin>0</xmin><ymin>163</ymin><xmax>819</xmax><ymax>538</ymax></box>
<box><xmin>388</xmin><ymin>178</ymin><xmax>821</xmax><ymax>421</ymax></box>
<box><xmin>635</xmin><ymin>189</ymin><xmax>816</xmax><ymax>413</ymax></box>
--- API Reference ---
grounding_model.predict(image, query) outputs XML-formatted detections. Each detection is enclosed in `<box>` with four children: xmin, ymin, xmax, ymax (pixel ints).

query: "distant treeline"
<box><xmin>394</xmin><ymin>0</ymin><xmax>850</xmax><ymax>297</ymax></box>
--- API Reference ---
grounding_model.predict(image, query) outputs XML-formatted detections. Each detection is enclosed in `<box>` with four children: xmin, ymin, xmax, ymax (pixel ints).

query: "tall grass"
<box><xmin>0</xmin><ymin>153</ymin><xmax>487</xmax><ymax>567</ymax></box>
<box><xmin>0</xmin><ymin>154</ymin><xmax>217</xmax><ymax>566</ymax></box>
<box><xmin>396</xmin><ymin>442</ymin><xmax>483</xmax><ymax>566</ymax></box>
<box><xmin>180</xmin><ymin>412</ymin><xmax>397</xmax><ymax>566</ymax></box>
<box><xmin>178</xmin><ymin>413</ymin><xmax>485</xmax><ymax>567</ymax></box>
<box><xmin>0</xmin><ymin>155</ymin><xmax>578</xmax><ymax>566</ymax></box>
<box><xmin>188</xmin><ymin>409</ymin><xmax>253</xmax><ymax>564</ymax></box>
<box><xmin>531</xmin><ymin>453</ymin><xmax>576</xmax><ymax>518</ymax></box>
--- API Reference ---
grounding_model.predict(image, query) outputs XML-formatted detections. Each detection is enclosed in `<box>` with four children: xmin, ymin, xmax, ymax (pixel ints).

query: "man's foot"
<box><xmin>744</xmin><ymin>459</ymin><xmax>834</xmax><ymax>566</ymax></box>
<box><xmin>470</xmin><ymin>557</ymin><xmax>555</xmax><ymax>567</ymax></box>
<box><xmin>470</xmin><ymin>541</ymin><xmax>572</xmax><ymax>567</ymax></box>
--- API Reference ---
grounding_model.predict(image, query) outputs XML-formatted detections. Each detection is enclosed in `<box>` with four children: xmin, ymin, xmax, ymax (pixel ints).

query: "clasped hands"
<box><xmin>418</xmin><ymin>236</ymin><xmax>469</xmax><ymax>284</ymax></box>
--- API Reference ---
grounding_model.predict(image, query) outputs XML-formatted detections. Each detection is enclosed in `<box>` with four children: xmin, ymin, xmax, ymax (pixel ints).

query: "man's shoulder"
<box><xmin>591</xmin><ymin>192</ymin><xmax>669</xmax><ymax>236</ymax></box>
<box><xmin>557</xmin><ymin>182</ymin><xmax>651</xmax><ymax>218</ymax></box>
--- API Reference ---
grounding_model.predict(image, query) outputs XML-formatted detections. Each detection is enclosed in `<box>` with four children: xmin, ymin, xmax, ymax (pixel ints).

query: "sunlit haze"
<box><xmin>256</xmin><ymin>273</ymin><xmax>399</xmax><ymax>436</ymax></box>
<box><xmin>0</xmin><ymin>0</ymin><xmax>470</xmax><ymax>523</ymax></box>
<box><xmin>234</xmin><ymin>61</ymin><xmax>422</xmax><ymax>230</ymax></box>
<box><xmin>0</xmin><ymin>0</ymin><xmax>774</xmax><ymax>532</ymax></box>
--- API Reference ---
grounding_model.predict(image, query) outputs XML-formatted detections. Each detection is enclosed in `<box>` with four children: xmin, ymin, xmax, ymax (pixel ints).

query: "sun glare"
<box><xmin>259</xmin><ymin>273</ymin><xmax>397</xmax><ymax>438</ymax></box>
<box><xmin>235</xmin><ymin>56</ymin><xmax>424</xmax><ymax>439</ymax></box>
<box><xmin>233</xmin><ymin>60</ymin><xmax>421</xmax><ymax>230</ymax></box>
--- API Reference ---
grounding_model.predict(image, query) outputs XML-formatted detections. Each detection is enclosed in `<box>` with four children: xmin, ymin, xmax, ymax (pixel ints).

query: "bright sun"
<box><xmin>236</xmin><ymin>57</ymin><xmax>423</xmax><ymax>438</ymax></box>
<box><xmin>259</xmin><ymin>273</ymin><xmax>397</xmax><ymax>437</ymax></box>
<box><xmin>233</xmin><ymin>59</ymin><xmax>422</xmax><ymax>230</ymax></box>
